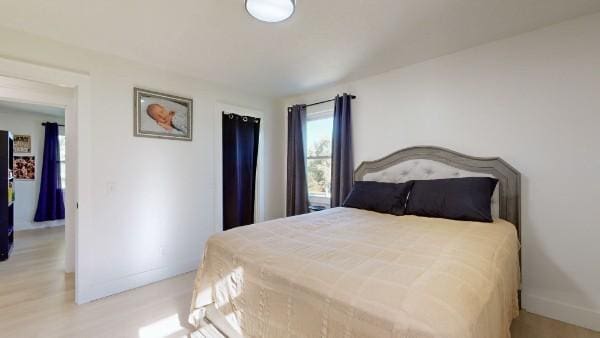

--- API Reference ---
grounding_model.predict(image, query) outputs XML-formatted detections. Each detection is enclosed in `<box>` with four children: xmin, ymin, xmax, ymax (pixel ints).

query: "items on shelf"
<box><xmin>8</xmin><ymin>181</ymin><xmax>14</xmax><ymax>204</ymax></box>
<box><xmin>1</xmin><ymin>130</ymin><xmax>15</xmax><ymax>261</ymax></box>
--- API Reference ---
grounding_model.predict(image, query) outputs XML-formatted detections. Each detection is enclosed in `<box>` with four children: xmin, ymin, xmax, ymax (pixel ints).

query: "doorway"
<box><xmin>215</xmin><ymin>103</ymin><xmax>265</xmax><ymax>232</ymax></box>
<box><xmin>0</xmin><ymin>99</ymin><xmax>67</xmax><ymax>250</ymax></box>
<box><xmin>0</xmin><ymin>63</ymin><xmax>88</xmax><ymax>302</ymax></box>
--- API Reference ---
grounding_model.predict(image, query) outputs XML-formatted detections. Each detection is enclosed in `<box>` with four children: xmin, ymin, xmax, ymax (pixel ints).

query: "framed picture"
<box><xmin>14</xmin><ymin>135</ymin><xmax>31</xmax><ymax>153</ymax></box>
<box><xmin>134</xmin><ymin>87</ymin><xmax>193</xmax><ymax>141</ymax></box>
<box><xmin>14</xmin><ymin>156</ymin><xmax>35</xmax><ymax>180</ymax></box>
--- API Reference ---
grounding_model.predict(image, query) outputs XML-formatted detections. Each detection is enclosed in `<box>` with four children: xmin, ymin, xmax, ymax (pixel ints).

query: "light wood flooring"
<box><xmin>1</xmin><ymin>227</ymin><xmax>598</xmax><ymax>338</ymax></box>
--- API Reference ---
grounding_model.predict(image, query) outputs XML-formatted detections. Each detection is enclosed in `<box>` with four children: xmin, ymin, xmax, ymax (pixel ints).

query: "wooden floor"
<box><xmin>1</xmin><ymin>227</ymin><xmax>598</xmax><ymax>338</ymax></box>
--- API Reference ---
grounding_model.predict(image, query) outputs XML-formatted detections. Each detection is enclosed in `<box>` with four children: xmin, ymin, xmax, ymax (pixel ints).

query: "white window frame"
<box><xmin>306</xmin><ymin>108</ymin><xmax>334</xmax><ymax>208</ymax></box>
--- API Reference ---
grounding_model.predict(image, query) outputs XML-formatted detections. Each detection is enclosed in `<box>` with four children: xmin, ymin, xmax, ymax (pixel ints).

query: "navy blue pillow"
<box><xmin>343</xmin><ymin>181</ymin><xmax>415</xmax><ymax>216</ymax></box>
<box><xmin>405</xmin><ymin>177</ymin><xmax>498</xmax><ymax>222</ymax></box>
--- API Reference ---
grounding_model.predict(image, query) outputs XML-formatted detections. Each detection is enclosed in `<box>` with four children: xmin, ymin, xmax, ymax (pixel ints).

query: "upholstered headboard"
<box><xmin>354</xmin><ymin>146</ymin><xmax>521</xmax><ymax>236</ymax></box>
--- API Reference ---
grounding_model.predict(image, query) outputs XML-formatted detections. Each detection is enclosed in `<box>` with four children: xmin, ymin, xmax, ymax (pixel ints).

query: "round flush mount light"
<box><xmin>245</xmin><ymin>0</ymin><xmax>295</xmax><ymax>23</ymax></box>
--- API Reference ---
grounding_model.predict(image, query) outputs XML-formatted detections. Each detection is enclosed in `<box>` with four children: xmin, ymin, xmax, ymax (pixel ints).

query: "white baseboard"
<box><xmin>15</xmin><ymin>220</ymin><xmax>65</xmax><ymax>231</ymax></box>
<box><xmin>76</xmin><ymin>258</ymin><xmax>200</xmax><ymax>304</ymax></box>
<box><xmin>523</xmin><ymin>292</ymin><xmax>600</xmax><ymax>332</ymax></box>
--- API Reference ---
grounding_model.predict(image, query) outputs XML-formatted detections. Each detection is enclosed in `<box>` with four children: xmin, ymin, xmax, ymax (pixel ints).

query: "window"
<box><xmin>58</xmin><ymin>135</ymin><xmax>66</xmax><ymax>189</ymax></box>
<box><xmin>306</xmin><ymin>110</ymin><xmax>334</xmax><ymax>208</ymax></box>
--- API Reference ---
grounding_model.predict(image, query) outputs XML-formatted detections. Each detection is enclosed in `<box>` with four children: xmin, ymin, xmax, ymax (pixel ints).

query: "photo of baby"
<box><xmin>134</xmin><ymin>88</ymin><xmax>193</xmax><ymax>141</ymax></box>
<box><xmin>14</xmin><ymin>156</ymin><xmax>35</xmax><ymax>180</ymax></box>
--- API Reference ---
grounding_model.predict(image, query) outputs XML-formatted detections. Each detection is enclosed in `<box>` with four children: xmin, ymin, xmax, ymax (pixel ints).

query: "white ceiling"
<box><xmin>0</xmin><ymin>100</ymin><xmax>65</xmax><ymax>117</ymax></box>
<box><xmin>1</xmin><ymin>0</ymin><xmax>599</xmax><ymax>97</ymax></box>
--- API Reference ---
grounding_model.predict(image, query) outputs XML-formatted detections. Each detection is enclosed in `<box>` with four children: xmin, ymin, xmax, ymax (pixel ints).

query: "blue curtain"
<box><xmin>331</xmin><ymin>94</ymin><xmax>354</xmax><ymax>207</ymax></box>
<box><xmin>222</xmin><ymin>113</ymin><xmax>260</xmax><ymax>230</ymax></box>
<box><xmin>286</xmin><ymin>105</ymin><xmax>309</xmax><ymax>216</ymax></box>
<box><xmin>34</xmin><ymin>123</ymin><xmax>65</xmax><ymax>222</ymax></box>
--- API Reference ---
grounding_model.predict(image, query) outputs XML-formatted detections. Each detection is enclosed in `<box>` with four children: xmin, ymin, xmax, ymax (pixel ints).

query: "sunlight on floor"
<box><xmin>138</xmin><ymin>314</ymin><xmax>187</xmax><ymax>338</ymax></box>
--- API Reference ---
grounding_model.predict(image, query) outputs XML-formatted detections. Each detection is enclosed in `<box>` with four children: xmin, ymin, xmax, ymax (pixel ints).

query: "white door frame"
<box><xmin>214</xmin><ymin>102</ymin><xmax>265</xmax><ymax>233</ymax></box>
<box><xmin>0</xmin><ymin>57</ymin><xmax>92</xmax><ymax>304</ymax></box>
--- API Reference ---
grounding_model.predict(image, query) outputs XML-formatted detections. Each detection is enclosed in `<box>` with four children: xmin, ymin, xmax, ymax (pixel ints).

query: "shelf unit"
<box><xmin>1</xmin><ymin>130</ymin><xmax>14</xmax><ymax>261</ymax></box>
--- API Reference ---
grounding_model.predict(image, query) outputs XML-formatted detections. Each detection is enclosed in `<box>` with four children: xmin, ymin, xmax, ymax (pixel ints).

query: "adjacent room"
<box><xmin>0</xmin><ymin>100</ymin><xmax>66</xmax><ymax>230</ymax></box>
<box><xmin>1</xmin><ymin>1</ymin><xmax>599</xmax><ymax>337</ymax></box>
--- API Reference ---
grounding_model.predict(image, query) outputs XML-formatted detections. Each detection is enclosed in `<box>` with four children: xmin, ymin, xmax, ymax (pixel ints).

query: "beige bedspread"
<box><xmin>190</xmin><ymin>207</ymin><xmax>520</xmax><ymax>338</ymax></box>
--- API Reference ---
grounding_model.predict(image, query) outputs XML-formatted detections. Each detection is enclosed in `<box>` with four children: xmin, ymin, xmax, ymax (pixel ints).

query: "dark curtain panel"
<box><xmin>34</xmin><ymin>123</ymin><xmax>65</xmax><ymax>221</ymax></box>
<box><xmin>331</xmin><ymin>94</ymin><xmax>354</xmax><ymax>207</ymax></box>
<box><xmin>222</xmin><ymin>113</ymin><xmax>261</xmax><ymax>230</ymax></box>
<box><xmin>286</xmin><ymin>105</ymin><xmax>309</xmax><ymax>216</ymax></box>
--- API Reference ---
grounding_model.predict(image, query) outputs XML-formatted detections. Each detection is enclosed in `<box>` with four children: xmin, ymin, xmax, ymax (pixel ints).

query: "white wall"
<box><xmin>283</xmin><ymin>12</ymin><xmax>600</xmax><ymax>331</ymax></box>
<box><xmin>0</xmin><ymin>26</ymin><xmax>285</xmax><ymax>303</ymax></box>
<box><xmin>0</xmin><ymin>109</ymin><xmax>64</xmax><ymax>230</ymax></box>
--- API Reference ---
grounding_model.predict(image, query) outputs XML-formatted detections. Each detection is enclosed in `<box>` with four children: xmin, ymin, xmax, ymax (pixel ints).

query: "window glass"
<box><xmin>306</xmin><ymin>115</ymin><xmax>333</xmax><ymax>203</ymax></box>
<box><xmin>59</xmin><ymin>135</ymin><xmax>66</xmax><ymax>189</ymax></box>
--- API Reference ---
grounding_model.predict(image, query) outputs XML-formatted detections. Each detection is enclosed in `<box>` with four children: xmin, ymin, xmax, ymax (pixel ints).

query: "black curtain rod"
<box><xmin>287</xmin><ymin>94</ymin><xmax>356</xmax><ymax>112</ymax></box>
<box><xmin>41</xmin><ymin>122</ymin><xmax>65</xmax><ymax>127</ymax></box>
<box><xmin>305</xmin><ymin>95</ymin><xmax>356</xmax><ymax>107</ymax></box>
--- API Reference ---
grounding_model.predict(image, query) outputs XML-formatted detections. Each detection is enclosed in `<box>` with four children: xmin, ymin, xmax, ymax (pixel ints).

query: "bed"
<box><xmin>190</xmin><ymin>146</ymin><xmax>521</xmax><ymax>338</ymax></box>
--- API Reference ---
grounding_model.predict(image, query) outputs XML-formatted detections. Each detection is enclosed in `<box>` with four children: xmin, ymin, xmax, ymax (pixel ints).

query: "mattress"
<box><xmin>190</xmin><ymin>207</ymin><xmax>520</xmax><ymax>338</ymax></box>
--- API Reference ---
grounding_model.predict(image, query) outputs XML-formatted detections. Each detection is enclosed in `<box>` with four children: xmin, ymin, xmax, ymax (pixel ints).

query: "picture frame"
<box><xmin>14</xmin><ymin>135</ymin><xmax>31</xmax><ymax>153</ymax></box>
<box><xmin>13</xmin><ymin>156</ymin><xmax>35</xmax><ymax>180</ymax></box>
<box><xmin>133</xmin><ymin>87</ymin><xmax>193</xmax><ymax>141</ymax></box>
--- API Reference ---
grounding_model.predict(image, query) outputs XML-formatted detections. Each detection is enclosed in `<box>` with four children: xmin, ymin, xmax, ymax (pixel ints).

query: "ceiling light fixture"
<box><xmin>245</xmin><ymin>0</ymin><xmax>295</xmax><ymax>23</ymax></box>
